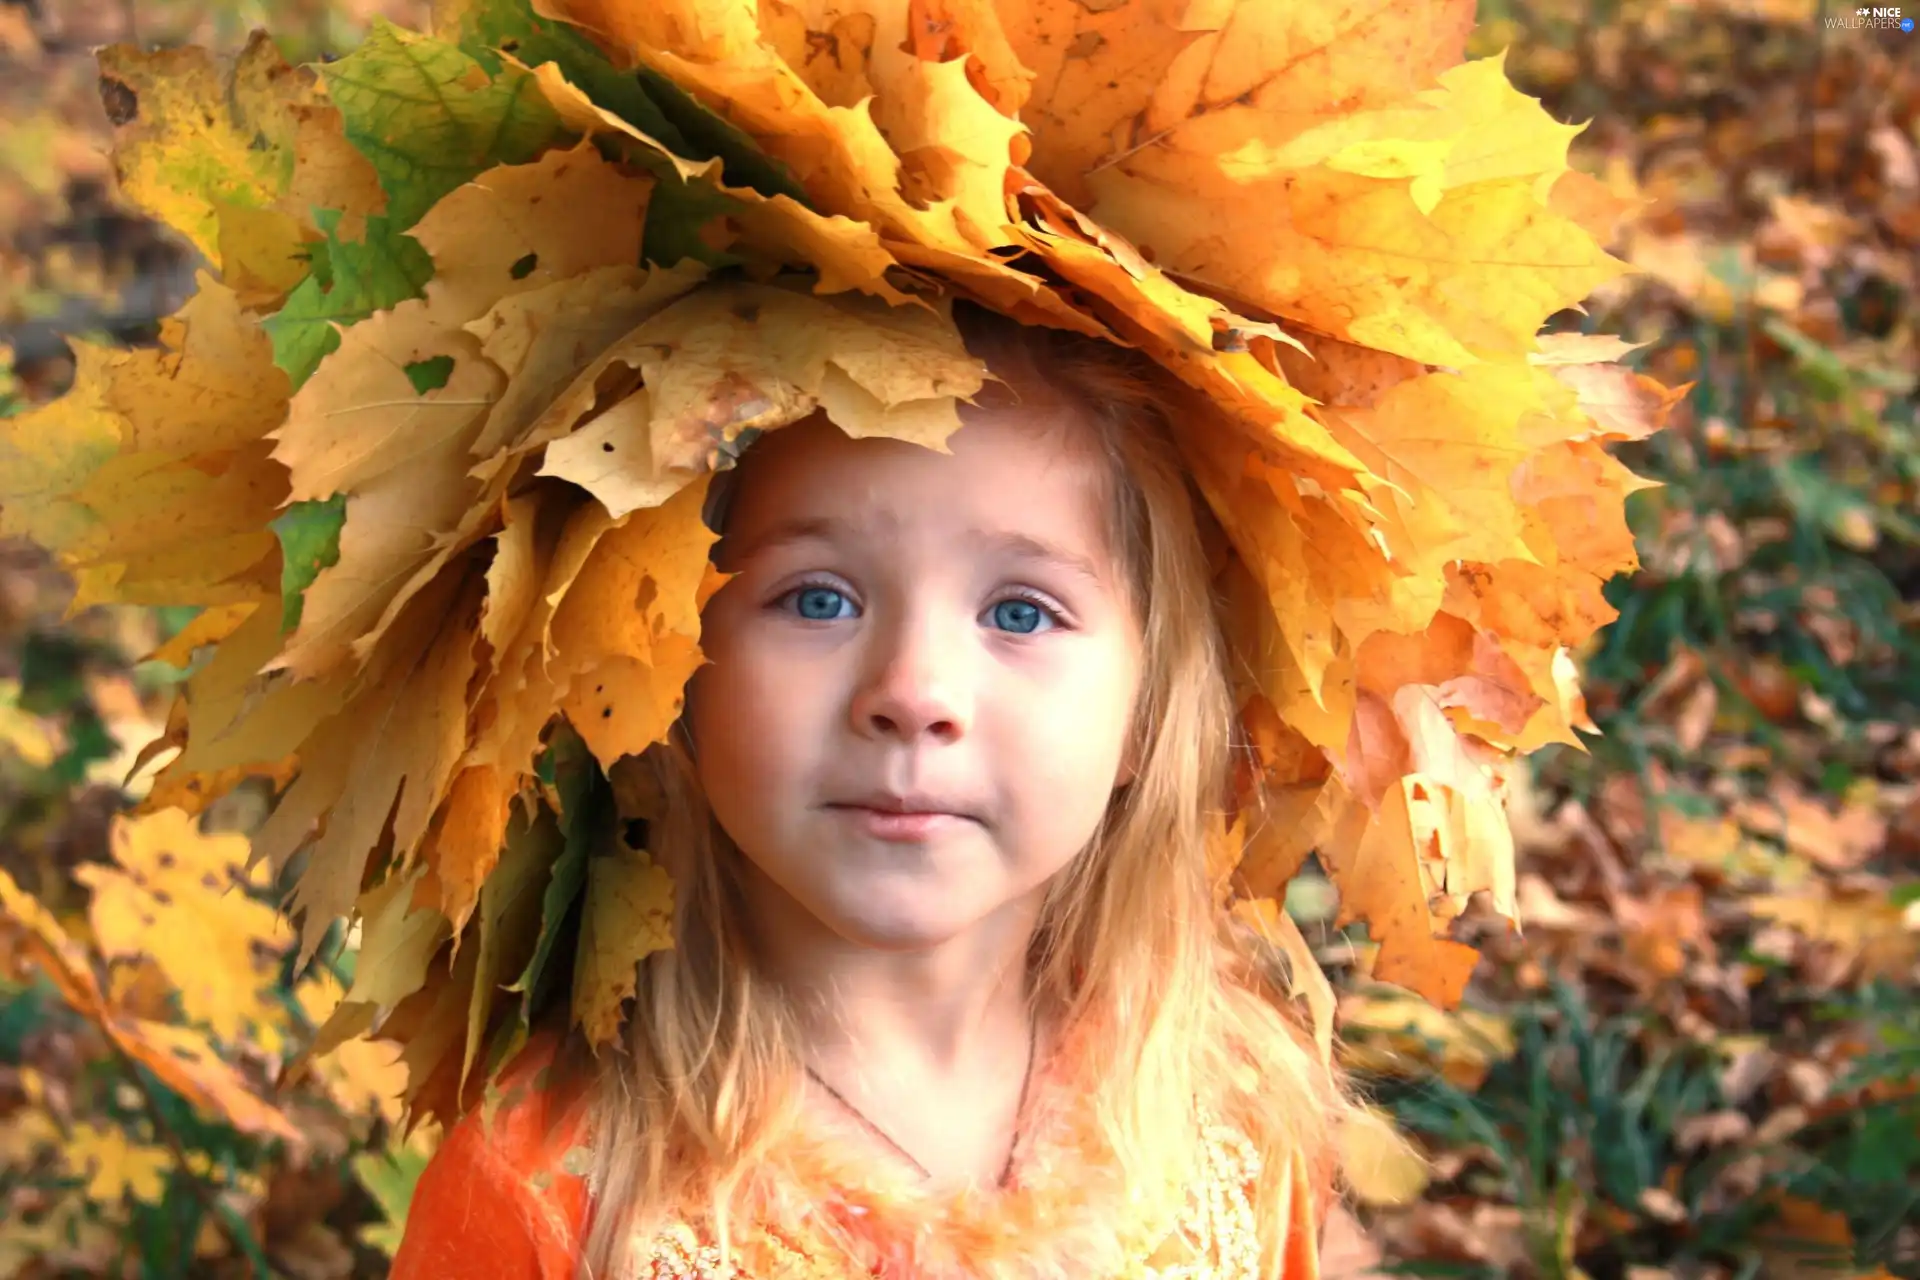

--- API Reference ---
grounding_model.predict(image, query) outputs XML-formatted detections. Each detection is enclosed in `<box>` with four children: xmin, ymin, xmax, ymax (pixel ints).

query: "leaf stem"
<box><xmin>112</xmin><ymin>1044</ymin><xmax>264</xmax><ymax>1280</ymax></box>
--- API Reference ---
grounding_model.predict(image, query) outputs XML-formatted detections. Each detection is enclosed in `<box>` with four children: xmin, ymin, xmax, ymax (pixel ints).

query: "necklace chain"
<box><xmin>803</xmin><ymin>1016</ymin><xmax>1038</xmax><ymax>1190</ymax></box>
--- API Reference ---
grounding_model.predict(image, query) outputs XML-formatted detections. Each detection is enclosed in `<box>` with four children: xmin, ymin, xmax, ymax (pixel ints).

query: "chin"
<box><xmin>822</xmin><ymin>907</ymin><xmax>977</xmax><ymax>952</ymax></box>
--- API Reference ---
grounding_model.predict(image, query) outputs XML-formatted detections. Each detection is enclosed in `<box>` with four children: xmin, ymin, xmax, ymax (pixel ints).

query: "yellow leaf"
<box><xmin>95</xmin><ymin>41</ymin><xmax>290</xmax><ymax>261</ymax></box>
<box><xmin>0</xmin><ymin>866</ymin><xmax>299</xmax><ymax>1141</ymax></box>
<box><xmin>264</xmin><ymin>571</ymin><xmax>485</xmax><ymax>962</ymax></box>
<box><xmin>1336</xmin><ymin>1105</ymin><xmax>1429</xmax><ymax>1206</ymax></box>
<box><xmin>423</xmin><ymin>764</ymin><xmax>519</xmax><ymax>935</ymax></box>
<box><xmin>1247</xmin><ymin>56</ymin><xmax>1582</xmax><ymax>214</ymax></box>
<box><xmin>409</xmin><ymin>143</ymin><xmax>652</xmax><ymax>324</ymax></box>
<box><xmin>538</xmin><ymin>283</ymin><xmax>985</xmax><ymax>519</ymax></box>
<box><xmin>1014</xmin><ymin>0</ymin><xmax>1476</xmax><ymax>208</ymax></box>
<box><xmin>525</xmin><ymin>61</ymin><xmax>916</xmax><ymax>304</ymax></box>
<box><xmin>574</xmin><ymin>842</ymin><xmax>676</xmax><ymax>1048</ymax></box>
<box><xmin>550</xmin><ymin>477</ymin><xmax>717</xmax><ymax>768</ymax></box>
<box><xmin>215</xmin><ymin>201</ymin><xmax>315</xmax><ymax>309</ymax></box>
<box><xmin>77</xmin><ymin>810</ymin><xmax>288</xmax><ymax>1043</ymax></box>
<box><xmin>143</xmin><ymin>602</ymin><xmax>259</xmax><ymax>669</ymax></box>
<box><xmin>96</xmin><ymin>35</ymin><xmax>383</xmax><ymax>259</ymax></box>
<box><xmin>67</xmin><ymin>1122</ymin><xmax>174</xmax><ymax>1205</ymax></box>
<box><xmin>0</xmin><ymin>279</ymin><xmax>289</xmax><ymax>610</ymax></box>
<box><xmin>541</xmin><ymin>0</ymin><xmax>1015</xmax><ymax>256</ymax></box>
<box><xmin>0</xmin><ymin>678</ymin><xmax>58</xmax><ymax>768</ymax></box>
<box><xmin>295</xmin><ymin>969</ymin><xmax>410</xmax><ymax>1127</ymax></box>
<box><xmin>0</xmin><ymin>1102</ymin><xmax>60</xmax><ymax>1169</ymax></box>
<box><xmin>1340</xmin><ymin>987</ymin><xmax>1516</xmax><ymax>1089</ymax></box>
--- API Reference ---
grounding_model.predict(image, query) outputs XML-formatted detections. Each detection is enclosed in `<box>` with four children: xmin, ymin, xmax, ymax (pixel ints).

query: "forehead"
<box><xmin>715</xmin><ymin>399</ymin><xmax>1120</xmax><ymax>563</ymax></box>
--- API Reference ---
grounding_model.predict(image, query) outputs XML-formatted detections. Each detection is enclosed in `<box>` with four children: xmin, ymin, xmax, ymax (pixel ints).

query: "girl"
<box><xmin>391</xmin><ymin>305</ymin><xmax>1349</xmax><ymax>1280</ymax></box>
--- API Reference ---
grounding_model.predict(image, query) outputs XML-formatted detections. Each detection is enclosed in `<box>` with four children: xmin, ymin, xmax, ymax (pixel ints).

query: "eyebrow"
<box><xmin>729</xmin><ymin>514</ymin><xmax>1110</xmax><ymax>586</ymax></box>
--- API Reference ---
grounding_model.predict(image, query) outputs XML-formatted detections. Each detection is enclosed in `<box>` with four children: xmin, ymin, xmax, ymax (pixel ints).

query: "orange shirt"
<box><xmin>393</xmin><ymin>1033</ymin><xmax>1325</xmax><ymax>1280</ymax></box>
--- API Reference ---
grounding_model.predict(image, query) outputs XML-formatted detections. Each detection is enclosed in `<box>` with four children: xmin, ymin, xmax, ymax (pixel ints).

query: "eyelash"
<box><xmin>773</xmin><ymin>577</ymin><xmax>1070</xmax><ymax>632</ymax></box>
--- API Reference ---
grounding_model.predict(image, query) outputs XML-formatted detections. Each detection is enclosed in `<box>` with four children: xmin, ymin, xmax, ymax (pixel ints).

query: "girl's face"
<box><xmin>689</xmin><ymin>398</ymin><xmax>1144</xmax><ymax>953</ymax></box>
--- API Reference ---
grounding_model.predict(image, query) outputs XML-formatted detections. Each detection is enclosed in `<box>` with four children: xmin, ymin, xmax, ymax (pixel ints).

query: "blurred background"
<box><xmin>1</xmin><ymin>0</ymin><xmax>1915</xmax><ymax>1276</ymax></box>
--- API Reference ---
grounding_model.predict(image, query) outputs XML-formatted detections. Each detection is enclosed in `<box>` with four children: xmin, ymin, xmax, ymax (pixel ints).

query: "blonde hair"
<box><xmin>569</xmin><ymin>305</ymin><xmax>1350</xmax><ymax>1279</ymax></box>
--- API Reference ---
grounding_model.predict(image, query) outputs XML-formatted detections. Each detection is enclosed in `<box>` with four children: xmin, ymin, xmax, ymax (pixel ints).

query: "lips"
<box><xmin>826</xmin><ymin>791</ymin><xmax>979</xmax><ymax>821</ymax></box>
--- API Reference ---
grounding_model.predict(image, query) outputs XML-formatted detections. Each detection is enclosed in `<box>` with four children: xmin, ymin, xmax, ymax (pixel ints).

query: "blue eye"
<box><xmin>987</xmin><ymin>597</ymin><xmax>1054</xmax><ymax>634</ymax></box>
<box><xmin>791</xmin><ymin>586</ymin><xmax>853</xmax><ymax>620</ymax></box>
<box><xmin>775</xmin><ymin>582</ymin><xmax>1062</xmax><ymax>633</ymax></box>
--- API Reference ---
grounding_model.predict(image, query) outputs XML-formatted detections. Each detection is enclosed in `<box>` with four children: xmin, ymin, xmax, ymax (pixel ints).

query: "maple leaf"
<box><xmin>65</xmin><ymin>1122</ymin><xmax>173</xmax><ymax>1206</ymax></box>
<box><xmin>574</xmin><ymin>842</ymin><xmax>675</xmax><ymax>1048</ymax></box>
<box><xmin>323</xmin><ymin>20</ymin><xmax>566</xmax><ymax>230</ymax></box>
<box><xmin>0</xmin><ymin>278</ymin><xmax>289</xmax><ymax>612</ymax></box>
<box><xmin>94</xmin><ymin>36</ymin><xmax>382</xmax><ymax>276</ymax></box>
<box><xmin>0</xmin><ymin>0</ymin><xmax>1677</xmax><ymax>1115</ymax></box>
<box><xmin>263</xmin><ymin>23</ymin><xmax>573</xmax><ymax>388</ymax></box>
<box><xmin>293</xmin><ymin>970</ymin><xmax>412</xmax><ymax>1127</ymax></box>
<box><xmin>0</xmin><ymin>860</ymin><xmax>299</xmax><ymax>1142</ymax></box>
<box><xmin>75</xmin><ymin>809</ymin><xmax>288</xmax><ymax>1043</ymax></box>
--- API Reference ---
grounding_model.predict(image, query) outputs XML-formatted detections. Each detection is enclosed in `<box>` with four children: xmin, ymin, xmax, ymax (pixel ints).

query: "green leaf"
<box><xmin>404</xmin><ymin>354</ymin><xmax>456</xmax><ymax>394</ymax></box>
<box><xmin>272</xmin><ymin>496</ymin><xmax>347</xmax><ymax>633</ymax></box>
<box><xmin>436</xmin><ymin>0</ymin><xmax>808</xmax><ymax>204</ymax></box>
<box><xmin>319</xmin><ymin>20</ymin><xmax>568</xmax><ymax>231</ymax></box>
<box><xmin>508</xmin><ymin>726</ymin><xmax>602</xmax><ymax>1031</ymax></box>
<box><xmin>437</xmin><ymin>0</ymin><xmax>691</xmax><ymax>149</ymax></box>
<box><xmin>351</xmin><ymin>1144</ymin><xmax>434</xmax><ymax>1258</ymax></box>
<box><xmin>263</xmin><ymin>213</ymin><xmax>433</xmax><ymax>387</ymax></box>
<box><xmin>642</xmin><ymin>177</ymin><xmax>746</xmax><ymax>271</ymax></box>
<box><xmin>632</xmin><ymin>65</ymin><xmax>810</xmax><ymax>204</ymax></box>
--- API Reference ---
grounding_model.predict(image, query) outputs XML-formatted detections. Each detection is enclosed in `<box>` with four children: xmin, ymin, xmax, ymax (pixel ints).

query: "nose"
<box><xmin>848</xmin><ymin>613</ymin><xmax>971</xmax><ymax>744</ymax></box>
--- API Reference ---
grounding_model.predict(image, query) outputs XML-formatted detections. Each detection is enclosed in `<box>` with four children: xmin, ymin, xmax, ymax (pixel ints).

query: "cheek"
<box><xmin>689</xmin><ymin>641</ymin><xmax>817</xmax><ymax>821</ymax></box>
<box><xmin>998</xmin><ymin>645</ymin><xmax>1139</xmax><ymax>809</ymax></box>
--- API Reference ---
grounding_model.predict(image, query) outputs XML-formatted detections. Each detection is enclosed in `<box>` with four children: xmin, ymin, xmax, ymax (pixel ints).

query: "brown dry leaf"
<box><xmin>1749</xmin><ymin>887</ymin><xmax>1918</xmax><ymax>981</ymax></box>
<box><xmin>268</xmin><ymin>305</ymin><xmax>502</xmax><ymax>680</ymax></box>
<box><xmin>1758</xmin><ymin>1195</ymin><xmax>1899</xmax><ymax>1280</ymax></box>
<box><xmin>1658</xmin><ymin>809</ymin><xmax>1812</xmax><ymax>886</ymax></box>
<box><xmin>1733</xmin><ymin>788</ymin><xmax>1887</xmax><ymax>872</ymax></box>
<box><xmin>1541</xmin><ymin>354</ymin><xmax>1689</xmax><ymax>443</ymax></box>
<box><xmin>259</xmin><ymin>572</ymin><xmax>486</xmax><ymax>963</ymax></box>
<box><xmin>465</xmin><ymin>263</ymin><xmax>711</xmax><ymax>465</ymax></box>
<box><xmin>1615</xmin><ymin>882</ymin><xmax>1713</xmax><ymax>984</ymax></box>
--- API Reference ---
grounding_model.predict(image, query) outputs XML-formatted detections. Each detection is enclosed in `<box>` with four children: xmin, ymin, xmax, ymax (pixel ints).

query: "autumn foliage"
<box><xmin>1</xmin><ymin>0</ymin><xmax>1680</xmax><ymax>1222</ymax></box>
